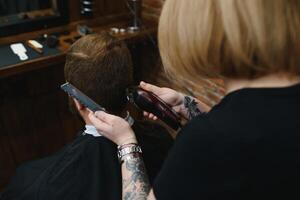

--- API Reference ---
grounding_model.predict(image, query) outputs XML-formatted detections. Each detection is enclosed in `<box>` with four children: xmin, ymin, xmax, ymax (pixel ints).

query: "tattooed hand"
<box><xmin>140</xmin><ymin>81</ymin><xmax>211</xmax><ymax>121</ymax></box>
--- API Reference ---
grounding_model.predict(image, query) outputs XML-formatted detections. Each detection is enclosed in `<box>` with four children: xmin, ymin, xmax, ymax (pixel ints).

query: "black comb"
<box><xmin>61</xmin><ymin>82</ymin><xmax>106</xmax><ymax>113</ymax></box>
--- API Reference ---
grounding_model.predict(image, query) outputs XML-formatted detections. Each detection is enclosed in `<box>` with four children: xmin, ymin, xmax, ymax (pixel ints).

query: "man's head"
<box><xmin>64</xmin><ymin>32</ymin><xmax>133</xmax><ymax>120</ymax></box>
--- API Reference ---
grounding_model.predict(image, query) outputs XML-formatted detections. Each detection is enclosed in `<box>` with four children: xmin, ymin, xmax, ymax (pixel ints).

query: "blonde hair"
<box><xmin>159</xmin><ymin>0</ymin><xmax>300</xmax><ymax>80</ymax></box>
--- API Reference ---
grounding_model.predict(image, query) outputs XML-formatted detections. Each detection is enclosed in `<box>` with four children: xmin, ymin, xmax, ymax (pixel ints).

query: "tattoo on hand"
<box><xmin>122</xmin><ymin>157</ymin><xmax>151</xmax><ymax>200</ymax></box>
<box><xmin>184</xmin><ymin>96</ymin><xmax>204</xmax><ymax>119</ymax></box>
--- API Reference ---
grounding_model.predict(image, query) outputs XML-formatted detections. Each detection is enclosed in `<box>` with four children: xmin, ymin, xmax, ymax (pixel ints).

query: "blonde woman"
<box><xmin>89</xmin><ymin>0</ymin><xmax>300</xmax><ymax>199</ymax></box>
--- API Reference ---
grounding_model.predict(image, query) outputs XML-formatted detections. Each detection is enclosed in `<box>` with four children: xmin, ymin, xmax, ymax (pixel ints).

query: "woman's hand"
<box><xmin>88</xmin><ymin>111</ymin><xmax>137</xmax><ymax>145</ymax></box>
<box><xmin>140</xmin><ymin>81</ymin><xmax>187</xmax><ymax>120</ymax></box>
<box><xmin>140</xmin><ymin>81</ymin><xmax>211</xmax><ymax>121</ymax></box>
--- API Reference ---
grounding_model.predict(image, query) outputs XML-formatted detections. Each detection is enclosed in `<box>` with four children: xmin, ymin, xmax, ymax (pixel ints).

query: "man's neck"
<box><xmin>224</xmin><ymin>74</ymin><xmax>300</xmax><ymax>94</ymax></box>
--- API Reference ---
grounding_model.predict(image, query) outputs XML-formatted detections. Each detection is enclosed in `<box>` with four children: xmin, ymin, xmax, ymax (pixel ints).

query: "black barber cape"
<box><xmin>1</xmin><ymin>121</ymin><xmax>173</xmax><ymax>200</ymax></box>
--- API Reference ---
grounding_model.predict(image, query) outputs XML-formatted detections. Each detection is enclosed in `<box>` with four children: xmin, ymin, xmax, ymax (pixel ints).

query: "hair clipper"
<box><xmin>127</xmin><ymin>87</ymin><xmax>182</xmax><ymax>130</ymax></box>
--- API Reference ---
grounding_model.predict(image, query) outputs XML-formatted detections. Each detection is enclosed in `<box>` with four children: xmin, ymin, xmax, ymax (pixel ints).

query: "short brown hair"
<box><xmin>159</xmin><ymin>0</ymin><xmax>300</xmax><ymax>80</ymax></box>
<box><xmin>64</xmin><ymin>32</ymin><xmax>133</xmax><ymax>114</ymax></box>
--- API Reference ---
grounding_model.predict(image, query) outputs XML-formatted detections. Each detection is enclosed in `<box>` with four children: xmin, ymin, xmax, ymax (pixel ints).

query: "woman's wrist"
<box><xmin>117</xmin><ymin>142</ymin><xmax>142</xmax><ymax>164</ymax></box>
<box><xmin>180</xmin><ymin>95</ymin><xmax>206</xmax><ymax>120</ymax></box>
<box><xmin>175</xmin><ymin>93</ymin><xmax>190</xmax><ymax>119</ymax></box>
<box><xmin>173</xmin><ymin>93</ymin><xmax>194</xmax><ymax>120</ymax></box>
<box><xmin>116</xmin><ymin>136</ymin><xmax>138</xmax><ymax>146</ymax></box>
<box><xmin>185</xmin><ymin>96</ymin><xmax>204</xmax><ymax>118</ymax></box>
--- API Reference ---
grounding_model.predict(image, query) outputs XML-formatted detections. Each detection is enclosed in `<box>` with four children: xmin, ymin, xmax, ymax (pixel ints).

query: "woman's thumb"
<box><xmin>140</xmin><ymin>81</ymin><xmax>160</xmax><ymax>93</ymax></box>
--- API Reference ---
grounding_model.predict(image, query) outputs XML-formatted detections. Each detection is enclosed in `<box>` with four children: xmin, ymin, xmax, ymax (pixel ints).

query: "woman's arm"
<box><xmin>121</xmin><ymin>154</ymin><xmax>155</xmax><ymax>200</ymax></box>
<box><xmin>88</xmin><ymin>112</ymin><xmax>156</xmax><ymax>200</ymax></box>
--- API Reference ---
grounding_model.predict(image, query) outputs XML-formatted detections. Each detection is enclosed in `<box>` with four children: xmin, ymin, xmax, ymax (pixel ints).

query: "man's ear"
<box><xmin>73</xmin><ymin>98</ymin><xmax>85</xmax><ymax>111</ymax></box>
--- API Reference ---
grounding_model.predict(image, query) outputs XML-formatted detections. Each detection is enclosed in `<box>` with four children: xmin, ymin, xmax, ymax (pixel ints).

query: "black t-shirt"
<box><xmin>1</xmin><ymin>121</ymin><xmax>173</xmax><ymax>200</ymax></box>
<box><xmin>154</xmin><ymin>84</ymin><xmax>300</xmax><ymax>200</ymax></box>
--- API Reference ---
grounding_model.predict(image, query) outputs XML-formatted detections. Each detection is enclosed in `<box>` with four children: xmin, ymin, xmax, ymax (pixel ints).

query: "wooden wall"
<box><xmin>0</xmin><ymin>63</ymin><xmax>84</xmax><ymax>190</ymax></box>
<box><xmin>68</xmin><ymin>0</ymin><xmax>128</xmax><ymax>22</ymax></box>
<box><xmin>0</xmin><ymin>37</ymin><xmax>160</xmax><ymax>192</ymax></box>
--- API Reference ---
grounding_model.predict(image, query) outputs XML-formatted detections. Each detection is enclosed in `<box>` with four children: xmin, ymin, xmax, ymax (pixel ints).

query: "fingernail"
<box><xmin>140</xmin><ymin>81</ymin><xmax>146</xmax><ymax>86</ymax></box>
<box><xmin>94</xmin><ymin>111</ymin><xmax>102</xmax><ymax>116</ymax></box>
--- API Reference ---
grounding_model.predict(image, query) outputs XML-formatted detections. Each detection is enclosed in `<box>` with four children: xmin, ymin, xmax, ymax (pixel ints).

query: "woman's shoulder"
<box><xmin>171</xmin><ymin>111</ymin><xmax>240</xmax><ymax>156</ymax></box>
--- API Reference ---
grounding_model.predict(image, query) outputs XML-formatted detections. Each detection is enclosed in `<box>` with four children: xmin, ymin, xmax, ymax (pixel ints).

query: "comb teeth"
<box><xmin>60</xmin><ymin>82</ymin><xmax>106</xmax><ymax>112</ymax></box>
